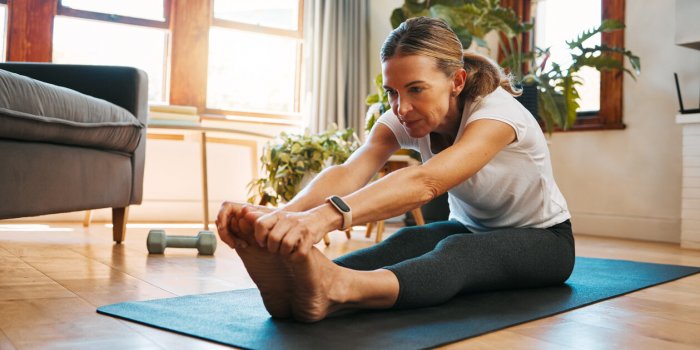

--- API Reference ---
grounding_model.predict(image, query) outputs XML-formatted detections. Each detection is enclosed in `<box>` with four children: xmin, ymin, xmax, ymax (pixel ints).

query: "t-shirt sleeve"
<box><xmin>466</xmin><ymin>114</ymin><xmax>528</xmax><ymax>144</ymax></box>
<box><xmin>464</xmin><ymin>89</ymin><xmax>531</xmax><ymax>146</ymax></box>
<box><xmin>375</xmin><ymin>109</ymin><xmax>419</xmax><ymax>150</ymax></box>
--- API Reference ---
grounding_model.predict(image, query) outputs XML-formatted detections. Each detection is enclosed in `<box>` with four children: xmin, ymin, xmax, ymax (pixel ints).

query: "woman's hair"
<box><xmin>380</xmin><ymin>16</ymin><xmax>519</xmax><ymax>102</ymax></box>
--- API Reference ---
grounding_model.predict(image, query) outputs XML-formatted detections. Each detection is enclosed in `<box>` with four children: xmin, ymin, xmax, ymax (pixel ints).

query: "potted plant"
<box><xmin>248</xmin><ymin>126</ymin><xmax>361</xmax><ymax>206</ymax></box>
<box><xmin>526</xmin><ymin>19</ymin><xmax>641</xmax><ymax>134</ymax></box>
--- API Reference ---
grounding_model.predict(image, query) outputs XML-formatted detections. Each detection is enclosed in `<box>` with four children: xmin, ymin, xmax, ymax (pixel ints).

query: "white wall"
<box><xmin>368</xmin><ymin>0</ymin><xmax>403</xmax><ymax>87</ymax></box>
<box><xmin>548</xmin><ymin>0</ymin><xmax>700</xmax><ymax>243</ymax></box>
<box><xmin>368</xmin><ymin>0</ymin><xmax>700</xmax><ymax>243</ymax></box>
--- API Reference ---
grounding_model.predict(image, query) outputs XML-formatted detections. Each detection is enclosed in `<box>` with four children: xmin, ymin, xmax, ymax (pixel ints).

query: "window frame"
<box><xmin>509</xmin><ymin>0</ymin><xmax>626</xmax><ymax>132</ymax></box>
<box><xmin>205</xmin><ymin>0</ymin><xmax>305</xmax><ymax>121</ymax></box>
<box><xmin>0</xmin><ymin>0</ymin><xmax>7</xmax><ymax>62</ymax></box>
<box><xmin>56</xmin><ymin>0</ymin><xmax>171</xmax><ymax>29</ymax></box>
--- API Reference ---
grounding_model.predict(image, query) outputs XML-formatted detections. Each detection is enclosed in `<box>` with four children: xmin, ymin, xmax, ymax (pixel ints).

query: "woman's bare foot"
<box><xmin>285</xmin><ymin>247</ymin><xmax>349</xmax><ymax>323</ymax></box>
<box><xmin>235</xmin><ymin>244</ymin><xmax>294</xmax><ymax>318</ymax></box>
<box><xmin>236</xmin><ymin>231</ymin><xmax>398</xmax><ymax>322</ymax></box>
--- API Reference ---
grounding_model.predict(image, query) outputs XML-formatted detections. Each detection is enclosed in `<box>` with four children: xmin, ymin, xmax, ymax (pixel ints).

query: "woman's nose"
<box><xmin>397</xmin><ymin>96</ymin><xmax>412</xmax><ymax>117</ymax></box>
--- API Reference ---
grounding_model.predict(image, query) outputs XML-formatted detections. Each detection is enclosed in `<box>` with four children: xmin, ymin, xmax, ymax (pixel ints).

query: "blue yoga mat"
<box><xmin>97</xmin><ymin>257</ymin><xmax>700</xmax><ymax>350</ymax></box>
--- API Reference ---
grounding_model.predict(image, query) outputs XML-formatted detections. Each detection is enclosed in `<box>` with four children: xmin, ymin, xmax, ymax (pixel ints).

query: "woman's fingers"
<box><xmin>241</xmin><ymin>210</ymin><xmax>271</xmax><ymax>247</ymax></box>
<box><xmin>279</xmin><ymin>228</ymin><xmax>303</xmax><ymax>256</ymax></box>
<box><xmin>236</xmin><ymin>209</ymin><xmax>324</xmax><ymax>257</ymax></box>
<box><xmin>296</xmin><ymin>230</ymin><xmax>313</xmax><ymax>257</ymax></box>
<box><xmin>265</xmin><ymin>218</ymin><xmax>295</xmax><ymax>253</ymax></box>
<box><xmin>216</xmin><ymin>201</ymin><xmax>241</xmax><ymax>249</ymax></box>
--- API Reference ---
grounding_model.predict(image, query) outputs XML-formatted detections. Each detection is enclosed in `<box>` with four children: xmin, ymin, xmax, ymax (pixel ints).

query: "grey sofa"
<box><xmin>0</xmin><ymin>63</ymin><xmax>148</xmax><ymax>243</ymax></box>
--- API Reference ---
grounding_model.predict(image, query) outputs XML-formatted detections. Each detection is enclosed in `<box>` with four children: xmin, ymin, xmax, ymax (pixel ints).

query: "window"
<box><xmin>0</xmin><ymin>1</ymin><xmax>6</xmax><ymax>62</ymax></box>
<box><xmin>52</xmin><ymin>0</ymin><xmax>170</xmax><ymax>103</ymax></box>
<box><xmin>535</xmin><ymin>0</ymin><xmax>601</xmax><ymax>113</ymax></box>
<box><xmin>515</xmin><ymin>0</ymin><xmax>626</xmax><ymax>130</ymax></box>
<box><xmin>208</xmin><ymin>0</ymin><xmax>303</xmax><ymax>119</ymax></box>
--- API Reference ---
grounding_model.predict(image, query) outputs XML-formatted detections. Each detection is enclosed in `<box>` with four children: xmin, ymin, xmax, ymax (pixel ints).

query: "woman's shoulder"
<box><xmin>464</xmin><ymin>87</ymin><xmax>541</xmax><ymax>146</ymax></box>
<box><xmin>465</xmin><ymin>87</ymin><xmax>525</xmax><ymax>122</ymax></box>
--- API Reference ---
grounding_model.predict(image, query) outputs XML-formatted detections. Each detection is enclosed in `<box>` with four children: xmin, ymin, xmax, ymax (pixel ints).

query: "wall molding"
<box><xmin>571</xmin><ymin>211</ymin><xmax>681</xmax><ymax>243</ymax></box>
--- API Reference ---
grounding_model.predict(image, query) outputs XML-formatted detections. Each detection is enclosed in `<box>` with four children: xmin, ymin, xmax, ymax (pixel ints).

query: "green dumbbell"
<box><xmin>147</xmin><ymin>229</ymin><xmax>217</xmax><ymax>255</ymax></box>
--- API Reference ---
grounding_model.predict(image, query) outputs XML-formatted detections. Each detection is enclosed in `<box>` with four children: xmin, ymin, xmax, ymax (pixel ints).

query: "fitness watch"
<box><xmin>327</xmin><ymin>195</ymin><xmax>352</xmax><ymax>230</ymax></box>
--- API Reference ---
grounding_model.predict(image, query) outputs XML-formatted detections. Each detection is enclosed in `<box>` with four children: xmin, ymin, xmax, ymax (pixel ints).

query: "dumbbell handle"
<box><xmin>166</xmin><ymin>235</ymin><xmax>199</xmax><ymax>248</ymax></box>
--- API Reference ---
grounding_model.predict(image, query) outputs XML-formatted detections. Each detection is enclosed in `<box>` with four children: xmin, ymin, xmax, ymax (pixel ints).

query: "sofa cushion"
<box><xmin>0</xmin><ymin>68</ymin><xmax>144</xmax><ymax>153</ymax></box>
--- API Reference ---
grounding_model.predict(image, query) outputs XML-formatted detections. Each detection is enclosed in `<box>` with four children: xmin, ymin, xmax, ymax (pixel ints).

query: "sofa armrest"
<box><xmin>0</xmin><ymin>63</ymin><xmax>148</xmax><ymax>125</ymax></box>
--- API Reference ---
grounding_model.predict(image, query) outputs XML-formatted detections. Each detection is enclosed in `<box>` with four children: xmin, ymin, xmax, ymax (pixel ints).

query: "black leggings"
<box><xmin>334</xmin><ymin>220</ymin><xmax>575</xmax><ymax>309</ymax></box>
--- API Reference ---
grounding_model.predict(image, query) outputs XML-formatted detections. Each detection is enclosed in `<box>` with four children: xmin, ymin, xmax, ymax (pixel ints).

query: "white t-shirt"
<box><xmin>376</xmin><ymin>87</ymin><xmax>570</xmax><ymax>232</ymax></box>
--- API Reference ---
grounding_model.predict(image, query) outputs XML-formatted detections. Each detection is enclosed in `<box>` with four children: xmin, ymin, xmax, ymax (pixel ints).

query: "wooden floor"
<box><xmin>1</xmin><ymin>221</ymin><xmax>699</xmax><ymax>350</ymax></box>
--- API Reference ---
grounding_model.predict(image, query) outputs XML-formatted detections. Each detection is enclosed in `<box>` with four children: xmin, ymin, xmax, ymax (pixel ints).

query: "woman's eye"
<box><xmin>409</xmin><ymin>87</ymin><xmax>423</xmax><ymax>93</ymax></box>
<box><xmin>385</xmin><ymin>90</ymin><xmax>398</xmax><ymax>98</ymax></box>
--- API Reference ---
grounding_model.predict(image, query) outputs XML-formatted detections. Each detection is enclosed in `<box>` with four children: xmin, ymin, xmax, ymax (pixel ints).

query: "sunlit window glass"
<box><xmin>207</xmin><ymin>27</ymin><xmax>298</xmax><ymax>113</ymax></box>
<box><xmin>535</xmin><ymin>0</ymin><xmax>601</xmax><ymax>112</ymax></box>
<box><xmin>60</xmin><ymin>0</ymin><xmax>165</xmax><ymax>21</ymax></box>
<box><xmin>0</xmin><ymin>5</ymin><xmax>6</xmax><ymax>61</ymax></box>
<box><xmin>53</xmin><ymin>16</ymin><xmax>169</xmax><ymax>103</ymax></box>
<box><xmin>214</xmin><ymin>0</ymin><xmax>299</xmax><ymax>31</ymax></box>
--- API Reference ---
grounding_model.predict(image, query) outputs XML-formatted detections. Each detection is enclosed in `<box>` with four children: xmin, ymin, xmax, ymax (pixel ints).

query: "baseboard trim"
<box><xmin>571</xmin><ymin>212</ymin><xmax>681</xmax><ymax>243</ymax></box>
<box><xmin>681</xmin><ymin>240</ymin><xmax>700</xmax><ymax>250</ymax></box>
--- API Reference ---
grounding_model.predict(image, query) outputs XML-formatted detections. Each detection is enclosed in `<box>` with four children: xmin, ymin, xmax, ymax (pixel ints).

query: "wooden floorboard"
<box><xmin>0</xmin><ymin>222</ymin><xmax>699</xmax><ymax>349</ymax></box>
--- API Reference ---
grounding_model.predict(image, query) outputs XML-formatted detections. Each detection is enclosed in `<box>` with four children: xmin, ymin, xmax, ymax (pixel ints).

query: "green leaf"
<box><xmin>366</xmin><ymin>94</ymin><xmax>379</xmax><ymax>105</ymax></box>
<box><xmin>566</xmin><ymin>19</ymin><xmax>624</xmax><ymax>50</ymax></box>
<box><xmin>390</xmin><ymin>8</ymin><xmax>406</xmax><ymax>29</ymax></box>
<box><xmin>453</xmin><ymin>26</ymin><xmax>473</xmax><ymax>49</ymax></box>
<box><xmin>560</xmin><ymin>75</ymin><xmax>580</xmax><ymax>129</ymax></box>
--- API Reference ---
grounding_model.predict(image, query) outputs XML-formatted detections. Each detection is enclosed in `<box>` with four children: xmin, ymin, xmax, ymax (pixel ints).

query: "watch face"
<box><xmin>330</xmin><ymin>196</ymin><xmax>350</xmax><ymax>212</ymax></box>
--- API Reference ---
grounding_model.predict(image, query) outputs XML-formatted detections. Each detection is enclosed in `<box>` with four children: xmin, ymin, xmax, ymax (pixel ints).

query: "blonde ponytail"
<box><xmin>460</xmin><ymin>51</ymin><xmax>520</xmax><ymax>103</ymax></box>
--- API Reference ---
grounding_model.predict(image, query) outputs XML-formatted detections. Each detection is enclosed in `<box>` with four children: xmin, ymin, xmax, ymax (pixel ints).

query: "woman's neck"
<box><xmin>434</xmin><ymin>97</ymin><xmax>464</xmax><ymax>139</ymax></box>
<box><xmin>430</xmin><ymin>99</ymin><xmax>465</xmax><ymax>153</ymax></box>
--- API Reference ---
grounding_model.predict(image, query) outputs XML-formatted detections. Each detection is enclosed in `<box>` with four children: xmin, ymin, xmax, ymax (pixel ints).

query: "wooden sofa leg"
<box><xmin>112</xmin><ymin>207</ymin><xmax>129</xmax><ymax>243</ymax></box>
<box><xmin>82</xmin><ymin>210</ymin><xmax>93</xmax><ymax>227</ymax></box>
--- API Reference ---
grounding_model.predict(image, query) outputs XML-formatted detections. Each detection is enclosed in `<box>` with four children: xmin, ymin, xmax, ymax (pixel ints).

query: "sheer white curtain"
<box><xmin>302</xmin><ymin>0</ymin><xmax>369</xmax><ymax>134</ymax></box>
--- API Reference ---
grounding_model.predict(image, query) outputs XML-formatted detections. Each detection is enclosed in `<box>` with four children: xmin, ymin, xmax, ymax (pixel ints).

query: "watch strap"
<box><xmin>326</xmin><ymin>195</ymin><xmax>352</xmax><ymax>231</ymax></box>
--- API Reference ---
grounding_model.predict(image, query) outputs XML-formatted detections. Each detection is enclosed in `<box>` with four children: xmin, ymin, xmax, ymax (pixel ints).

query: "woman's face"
<box><xmin>382</xmin><ymin>54</ymin><xmax>464</xmax><ymax>138</ymax></box>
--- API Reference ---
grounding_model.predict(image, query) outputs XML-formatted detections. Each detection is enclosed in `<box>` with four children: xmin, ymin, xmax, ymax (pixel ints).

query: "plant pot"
<box><xmin>404</xmin><ymin>192</ymin><xmax>450</xmax><ymax>226</ymax></box>
<box><xmin>515</xmin><ymin>83</ymin><xmax>539</xmax><ymax>120</ymax></box>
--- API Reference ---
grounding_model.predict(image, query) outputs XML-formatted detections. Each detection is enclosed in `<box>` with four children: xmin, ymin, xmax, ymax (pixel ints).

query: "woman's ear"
<box><xmin>452</xmin><ymin>68</ymin><xmax>467</xmax><ymax>95</ymax></box>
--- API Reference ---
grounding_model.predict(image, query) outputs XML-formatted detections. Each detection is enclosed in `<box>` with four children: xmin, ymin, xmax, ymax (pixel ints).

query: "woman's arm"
<box><xmin>316</xmin><ymin>119</ymin><xmax>516</xmax><ymax>229</ymax></box>
<box><xmin>216</xmin><ymin>124</ymin><xmax>399</xmax><ymax>250</ymax></box>
<box><xmin>282</xmin><ymin>124</ymin><xmax>400</xmax><ymax>212</ymax></box>
<box><xmin>249</xmin><ymin>119</ymin><xmax>516</xmax><ymax>255</ymax></box>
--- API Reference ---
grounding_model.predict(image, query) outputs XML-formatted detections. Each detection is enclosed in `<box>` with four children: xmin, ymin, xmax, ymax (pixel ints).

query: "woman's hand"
<box><xmin>216</xmin><ymin>201</ymin><xmax>272</xmax><ymax>249</ymax></box>
<box><xmin>244</xmin><ymin>209</ymin><xmax>330</xmax><ymax>256</ymax></box>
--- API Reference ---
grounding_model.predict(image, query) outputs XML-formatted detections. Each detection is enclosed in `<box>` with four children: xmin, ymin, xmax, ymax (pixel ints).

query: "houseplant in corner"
<box><xmin>248</xmin><ymin>126</ymin><xmax>360</xmax><ymax>206</ymax></box>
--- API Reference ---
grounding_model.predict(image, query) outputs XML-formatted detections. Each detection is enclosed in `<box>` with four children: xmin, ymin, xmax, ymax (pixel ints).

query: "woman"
<box><xmin>216</xmin><ymin>17</ymin><xmax>573</xmax><ymax>323</ymax></box>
